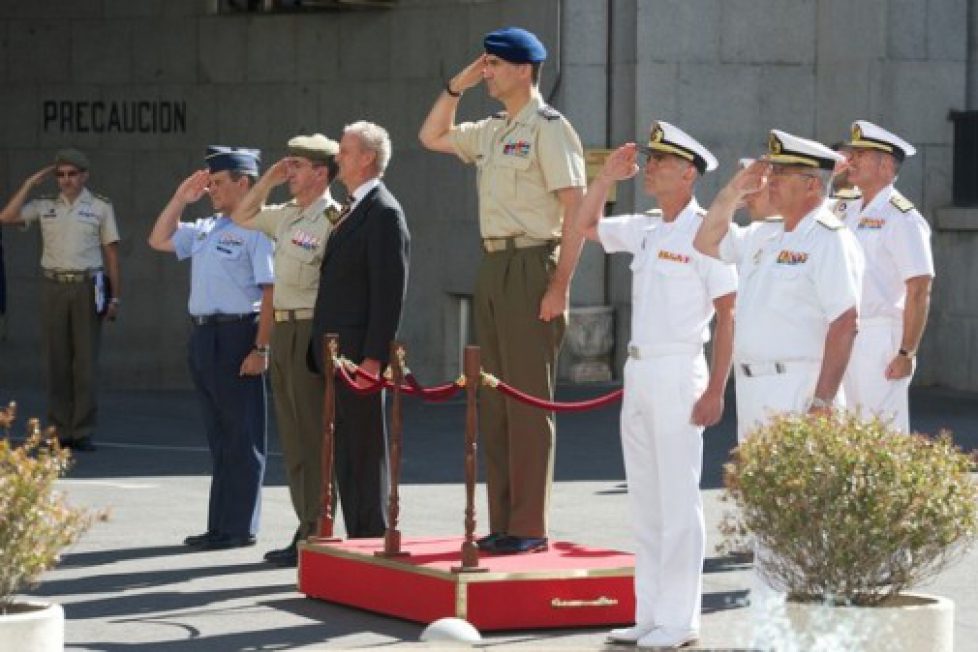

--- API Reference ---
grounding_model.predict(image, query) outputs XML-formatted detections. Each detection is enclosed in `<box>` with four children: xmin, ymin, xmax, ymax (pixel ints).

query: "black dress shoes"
<box><xmin>71</xmin><ymin>437</ymin><xmax>97</xmax><ymax>452</ymax></box>
<box><xmin>268</xmin><ymin>546</ymin><xmax>298</xmax><ymax>567</ymax></box>
<box><xmin>184</xmin><ymin>531</ymin><xmax>218</xmax><ymax>547</ymax></box>
<box><xmin>264</xmin><ymin>530</ymin><xmax>300</xmax><ymax>563</ymax></box>
<box><xmin>476</xmin><ymin>532</ymin><xmax>506</xmax><ymax>552</ymax></box>
<box><xmin>493</xmin><ymin>536</ymin><xmax>548</xmax><ymax>554</ymax></box>
<box><xmin>198</xmin><ymin>534</ymin><xmax>257</xmax><ymax>550</ymax></box>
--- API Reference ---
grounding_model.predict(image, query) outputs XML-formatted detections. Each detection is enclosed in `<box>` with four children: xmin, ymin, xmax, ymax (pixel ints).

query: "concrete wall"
<box><xmin>0</xmin><ymin>0</ymin><xmax>974</xmax><ymax>391</ymax></box>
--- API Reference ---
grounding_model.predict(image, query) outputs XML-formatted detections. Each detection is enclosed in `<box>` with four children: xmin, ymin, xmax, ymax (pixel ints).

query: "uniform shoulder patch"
<box><xmin>832</xmin><ymin>187</ymin><xmax>862</xmax><ymax>200</ymax></box>
<box><xmin>537</xmin><ymin>105</ymin><xmax>562</xmax><ymax>121</ymax></box>
<box><xmin>763</xmin><ymin>216</ymin><xmax>783</xmax><ymax>223</ymax></box>
<box><xmin>644</xmin><ymin>208</ymin><xmax>663</xmax><ymax>217</ymax></box>
<box><xmin>816</xmin><ymin>212</ymin><xmax>844</xmax><ymax>230</ymax></box>
<box><xmin>890</xmin><ymin>191</ymin><xmax>915</xmax><ymax>213</ymax></box>
<box><xmin>492</xmin><ymin>111</ymin><xmax>507</xmax><ymax>120</ymax></box>
<box><xmin>92</xmin><ymin>192</ymin><xmax>113</xmax><ymax>204</ymax></box>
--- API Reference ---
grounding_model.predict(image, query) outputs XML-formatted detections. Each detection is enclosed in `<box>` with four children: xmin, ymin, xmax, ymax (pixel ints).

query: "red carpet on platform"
<box><xmin>298</xmin><ymin>536</ymin><xmax>635</xmax><ymax>630</ymax></box>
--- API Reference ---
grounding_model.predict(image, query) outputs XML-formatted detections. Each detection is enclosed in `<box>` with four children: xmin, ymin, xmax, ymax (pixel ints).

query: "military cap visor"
<box><xmin>54</xmin><ymin>148</ymin><xmax>90</xmax><ymax>171</ymax></box>
<box><xmin>846</xmin><ymin>120</ymin><xmax>915</xmax><ymax>161</ymax></box>
<box><xmin>484</xmin><ymin>27</ymin><xmax>547</xmax><ymax>63</ymax></box>
<box><xmin>765</xmin><ymin>130</ymin><xmax>843</xmax><ymax>171</ymax></box>
<box><xmin>205</xmin><ymin>146</ymin><xmax>261</xmax><ymax>176</ymax></box>
<box><xmin>637</xmin><ymin>121</ymin><xmax>718</xmax><ymax>175</ymax></box>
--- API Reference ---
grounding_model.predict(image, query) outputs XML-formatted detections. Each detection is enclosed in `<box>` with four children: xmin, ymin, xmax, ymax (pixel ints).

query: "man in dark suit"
<box><xmin>309</xmin><ymin>120</ymin><xmax>410</xmax><ymax>538</ymax></box>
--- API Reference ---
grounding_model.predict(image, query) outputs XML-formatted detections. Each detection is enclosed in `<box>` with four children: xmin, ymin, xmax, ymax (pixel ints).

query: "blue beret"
<box><xmin>205</xmin><ymin>146</ymin><xmax>261</xmax><ymax>176</ymax></box>
<box><xmin>484</xmin><ymin>27</ymin><xmax>547</xmax><ymax>63</ymax></box>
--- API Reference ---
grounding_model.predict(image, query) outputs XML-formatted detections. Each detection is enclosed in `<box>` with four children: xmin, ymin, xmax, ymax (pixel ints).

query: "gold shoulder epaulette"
<box><xmin>644</xmin><ymin>208</ymin><xmax>663</xmax><ymax>217</ymax></box>
<box><xmin>36</xmin><ymin>194</ymin><xmax>56</xmax><ymax>201</ymax></box>
<box><xmin>92</xmin><ymin>192</ymin><xmax>112</xmax><ymax>204</ymax></box>
<box><xmin>832</xmin><ymin>187</ymin><xmax>862</xmax><ymax>200</ymax></box>
<box><xmin>816</xmin><ymin>212</ymin><xmax>844</xmax><ymax>230</ymax></box>
<box><xmin>537</xmin><ymin>105</ymin><xmax>561</xmax><ymax>121</ymax></box>
<box><xmin>492</xmin><ymin>111</ymin><xmax>507</xmax><ymax>120</ymax></box>
<box><xmin>890</xmin><ymin>192</ymin><xmax>915</xmax><ymax>213</ymax></box>
<box><xmin>764</xmin><ymin>216</ymin><xmax>784</xmax><ymax>222</ymax></box>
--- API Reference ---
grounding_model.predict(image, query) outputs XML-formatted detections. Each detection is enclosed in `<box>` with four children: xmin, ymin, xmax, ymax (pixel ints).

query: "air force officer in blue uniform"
<box><xmin>149</xmin><ymin>147</ymin><xmax>275</xmax><ymax>550</ymax></box>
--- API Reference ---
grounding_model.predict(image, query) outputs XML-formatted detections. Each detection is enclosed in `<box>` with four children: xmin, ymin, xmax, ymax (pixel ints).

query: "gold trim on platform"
<box><xmin>551</xmin><ymin>596</ymin><xmax>619</xmax><ymax>609</ymax></box>
<box><xmin>455</xmin><ymin>583</ymin><xmax>467</xmax><ymax>620</ymax></box>
<box><xmin>299</xmin><ymin>541</ymin><xmax>634</xmax><ymax>584</ymax></box>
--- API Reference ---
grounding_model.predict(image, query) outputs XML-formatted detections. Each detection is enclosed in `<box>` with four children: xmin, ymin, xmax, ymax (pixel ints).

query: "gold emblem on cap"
<box><xmin>651</xmin><ymin>124</ymin><xmax>664</xmax><ymax>144</ymax></box>
<box><xmin>768</xmin><ymin>133</ymin><xmax>782</xmax><ymax>155</ymax></box>
<box><xmin>852</xmin><ymin>124</ymin><xmax>863</xmax><ymax>141</ymax></box>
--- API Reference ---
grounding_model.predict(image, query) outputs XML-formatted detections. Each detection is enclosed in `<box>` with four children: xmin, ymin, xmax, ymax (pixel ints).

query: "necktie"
<box><xmin>332</xmin><ymin>197</ymin><xmax>353</xmax><ymax>228</ymax></box>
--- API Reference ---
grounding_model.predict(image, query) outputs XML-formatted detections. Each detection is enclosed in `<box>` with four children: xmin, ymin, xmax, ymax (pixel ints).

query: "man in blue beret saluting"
<box><xmin>148</xmin><ymin>147</ymin><xmax>274</xmax><ymax>551</ymax></box>
<box><xmin>420</xmin><ymin>27</ymin><xmax>586</xmax><ymax>554</ymax></box>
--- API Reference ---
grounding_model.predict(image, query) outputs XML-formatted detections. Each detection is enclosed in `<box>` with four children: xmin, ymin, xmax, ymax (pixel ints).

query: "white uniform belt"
<box><xmin>482</xmin><ymin>235</ymin><xmax>559</xmax><ymax>253</ymax></box>
<box><xmin>738</xmin><ymin>358</ymin><xmax>819</xmax><ymax>378</ymax></box>
<box><xmin>274</xmin><ymin>308</ymin><xmax>314</xmax><ymax>322</ymax></box>
<box><xmin>627</xmin><ymin>342</ymin><xmax>702</xmax><ymax>359</ymax></box>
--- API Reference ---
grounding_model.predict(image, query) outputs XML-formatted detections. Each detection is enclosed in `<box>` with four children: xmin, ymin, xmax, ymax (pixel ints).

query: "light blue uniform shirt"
<box><xmin>172</xmin><ymin>215</ymin><xmax>275</xmax><ymax>317</ymax></box>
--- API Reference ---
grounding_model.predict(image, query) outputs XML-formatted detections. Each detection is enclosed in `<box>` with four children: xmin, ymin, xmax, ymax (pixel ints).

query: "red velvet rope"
<box><xmin>336</xmin><ymin>363</ymin><xmax>387</xmax><ymax>396</ymax></box>
<box><xmin>337</xmin><ymin>359</ymin><xmax>464</xmax><ymax>402</ymax></box>
<box><xmin>403</xmin><ymin>373</ymin><xmax>465</xmax><ymax>402</ymax></box>
<box><xmin>488</xmin><ymin>376</ymin><xmax>623</xmax><ymax>412</ymax></box>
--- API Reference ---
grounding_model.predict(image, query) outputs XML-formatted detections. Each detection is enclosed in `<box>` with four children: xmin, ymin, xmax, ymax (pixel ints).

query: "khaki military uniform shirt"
<box><xmin>21</xmin><ymin>188</ymin><xmax>120</xmax><ymax>271</ymax></box>
<box><xmin>449</xmin><ymin>93</ymin><xmax>586</xmax><ymax>240</ymax></box>
<box><xmin>251</xmin><ymin>191</ymin><xmax>339</xmax><ymax>310</ymax></box>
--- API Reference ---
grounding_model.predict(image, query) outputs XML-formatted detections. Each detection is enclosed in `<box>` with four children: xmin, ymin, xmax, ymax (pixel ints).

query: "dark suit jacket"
<box><xmin>309</xmin><ymin>181</ymin><xmax>410</xmax><ymax>373</ymax></box>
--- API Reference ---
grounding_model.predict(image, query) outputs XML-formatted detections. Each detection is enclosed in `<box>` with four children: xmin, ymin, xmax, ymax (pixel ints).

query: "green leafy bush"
<box><xmin>723</xmin><ymin>413</ymin><xmax>978</xmax><ymax>606</ymax></box>
<box><xmin>0</xmin><ymin>402</ymin><xmax>101</xmax><ymax>611</ymax></box>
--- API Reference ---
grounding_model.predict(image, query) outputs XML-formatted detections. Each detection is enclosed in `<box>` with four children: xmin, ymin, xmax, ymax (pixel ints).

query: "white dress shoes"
<box><xmin>606</xmin><ymin>623</ymin><xmax>656</xmax><ymax>644</ymax></box>
<box><xmin>636</xmin><ymin>628</ymin><xmax>699</xmax><ymax>649</ymax></box>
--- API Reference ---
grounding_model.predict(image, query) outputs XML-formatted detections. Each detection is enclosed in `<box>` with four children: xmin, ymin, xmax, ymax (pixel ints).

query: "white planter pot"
<box><xmin>782</xmin><ymin>592</ymin><xmax>953</xmax><ymax>652</ymax></box>
<box><xmin>0</xmin><ymin>600</ymin><xmax>65</xmax><ymax>652</ymax></box>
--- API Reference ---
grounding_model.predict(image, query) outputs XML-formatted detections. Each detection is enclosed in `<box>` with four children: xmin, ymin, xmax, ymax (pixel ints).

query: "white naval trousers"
<box><xmin>621</xmin><ymin>348</ymin><xmax>708</xmax><ymax>633</ymax></box>
<box><xmin>733</xmin><ymin>359</ymin><xmax>827</xmax><ymax>443</ymax></box>
<box><xmin>843</xmin><ymin>317</ymin><xmax>911</xmax><ymax>433</ymax></box>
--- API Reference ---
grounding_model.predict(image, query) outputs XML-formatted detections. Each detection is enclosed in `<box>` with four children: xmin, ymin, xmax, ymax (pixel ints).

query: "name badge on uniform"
<box><xmin>858</xmin><ymin>217</ymin><xmax>886</xmax><ymax>230</ymax></box>
<box><xmin>776</xmin><ymin>250</ymin><xmax>809</xmax><ymax>265</ymax></box>
<box><xmin>502</xmin><ymin>140</ymin><xmax>531</xmax><ymax>157</ymax></box>
<box><xmin>42</xmin><ymin>209</ymin><xmax>57</xmax><ymax>219</ymax></box>
<box><xmin>657</xmin><ymin>249</ymin><xmax>690</xmax><ymax>264</ymax></box>
<box><xmin>291</xmin><ymin>229</ymin><xmax>321</xmax><ymax>251</ymax></box>
<box><xmin>218</xmin><ymin>233</ymin><xmax>244</xmax><ymax>247</ymax></box>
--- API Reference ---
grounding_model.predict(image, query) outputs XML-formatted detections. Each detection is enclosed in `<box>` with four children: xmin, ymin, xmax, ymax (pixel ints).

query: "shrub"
<box><xmin>722</xmin><ymin>412</ymin><xmax>978</xmax><ymax>606</ymax></box>
<box><xmin>0</xmin><ymin>402</ymin><xmax>101</xmax><ymax>611</ymax></box>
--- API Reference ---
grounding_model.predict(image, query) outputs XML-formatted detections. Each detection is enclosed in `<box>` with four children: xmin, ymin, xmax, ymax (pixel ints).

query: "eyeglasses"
<box><xmin>56</xmin><ymin>170</ymin><xmax>80</xmax><ymax>179</ymax></box>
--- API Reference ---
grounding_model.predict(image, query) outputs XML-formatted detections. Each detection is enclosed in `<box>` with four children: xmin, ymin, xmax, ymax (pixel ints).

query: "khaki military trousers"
<box><xmin>270</xmin><ymin>318</ymin><xmax>325</xmax><ymax>539</ymax></box>
<box><xmin>41</xmin><ymin>276</ymin><xmax>101</xmax><ymax>441</ymax></box>
<box><xmin>474</xmin><ymin>244</ymin><xmax>565</xmax><ymax>538</ymax></box>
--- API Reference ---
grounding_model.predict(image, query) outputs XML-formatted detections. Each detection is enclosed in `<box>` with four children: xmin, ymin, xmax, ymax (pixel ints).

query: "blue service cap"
<box><xmin>484</xmin><ymin>27</ymin><xmax>547</xmax><ymax>63</ymax></box>
<box><xmin>204</xmin><ymin>146</ymin><xmax>261</xmax><ymax>176</ymax></box>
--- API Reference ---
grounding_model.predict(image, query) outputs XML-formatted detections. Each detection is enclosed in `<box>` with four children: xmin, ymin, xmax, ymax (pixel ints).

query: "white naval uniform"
<box><xmin>718</xmin><ymin>206</ymin><xmax>864</xmax><ymax>442</ymax></box>
<box><xmin>835</xmin><ymin>185</ymin><xmax>934</xmax><ymax>432</ymax></box>
<box><xmin>598</xmin><ymin>198</ymin><xmax>737</xmax><ymax>636</ymax></box>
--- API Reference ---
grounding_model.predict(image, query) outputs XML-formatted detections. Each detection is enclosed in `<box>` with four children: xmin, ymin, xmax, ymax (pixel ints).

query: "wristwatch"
<box><xmin>809</xmin><ymin>396</ymin><xmax>832</xmax><ymax>410</ymax></box>
<box><xmin>898</xmin><ymin>348</ymin><xmax>916</xmax><ymax>359</ymax></box>
<box><xmin>253</xmin><ymin>345</ymin><xmax>270</xmax><ymax>357</ymax></box>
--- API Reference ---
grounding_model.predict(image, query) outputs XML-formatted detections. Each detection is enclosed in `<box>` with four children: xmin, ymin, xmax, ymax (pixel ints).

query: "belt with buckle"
<box><xmin>42</xmin><ymin>269</ymin><xmax>95</xmax><ymax>283</ymax></box>
<box><xmin>189</xmin><ymin>313</ymin><xmax>256</xmax><ymax>327</ymax></box>
<box><xmin>482</xmin><ymin>235</ymin><xmax>559</xmax><ymax>253</ymax></box>
<box><xmin>739</xmin><ymin>361</ymin><xmax>787</xmax><ymax>378</ymax></box>
<box><xmin>274</xmin><ymin>308</ymin><xmax>314</xmax><ymax>323</ymax></box>
<box><xmin>627</xmin><ymin>343</ymin><xmax>702</xmax><ymax>359</ymax></box>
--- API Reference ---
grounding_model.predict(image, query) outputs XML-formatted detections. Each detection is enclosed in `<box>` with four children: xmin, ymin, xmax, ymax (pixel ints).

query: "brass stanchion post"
<box><xmin>312</xmin><ymin>333</ymin><xmax>341</xmax><ymax>542</ymax></box>
<box><xmin>377</xmin><ymin>341</ymin><xmax>409</xmax><ymax>557</ymax></box>
<box><xmin>453</xmin><ymin>345</ymin><xmax>487</xmax><ymax>573</ymax></box>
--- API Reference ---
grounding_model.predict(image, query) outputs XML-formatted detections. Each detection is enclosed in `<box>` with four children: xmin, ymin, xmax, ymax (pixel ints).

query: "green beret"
<box><xmin>287</xmin><ymin>134</ymin><xmax>339</xmax><ymax>162</ymax></box>
<box><xmin>54</xmin><ymin>148</ymin><xmax>90</xmax><ymax>170</ymax></box>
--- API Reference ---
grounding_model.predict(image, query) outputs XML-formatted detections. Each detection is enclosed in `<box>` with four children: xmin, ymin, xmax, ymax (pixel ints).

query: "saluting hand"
<box><xmin>26</xmin><ymin>165</ymin><xmax>55</xmax><ymax>189</ymax></box>
<box><xmin>600</xmin><ymin>144</ymin><xmax>640</xmax><ymax>183</ymax></box>
<box><xmin>451</xmin><ymin>54</ymin><xmax>488</xmax><ymax>93</ymax></box>
<box><xmin>726</xmin><ymin>159</ymin><xmax>770</xmax><ymax>200</ymax></box>
<box><xmin>175</xmin><ymin>169</ymin><xmax>210</xmax><ymax>204</ymax></box>
<box><xmin>265</xmin><ymin>158</ymin><xmax>291</xmax><ymax>186</ymax></box>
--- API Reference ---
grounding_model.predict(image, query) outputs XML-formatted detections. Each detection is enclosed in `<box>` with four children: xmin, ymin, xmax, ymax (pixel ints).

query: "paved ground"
<box><xmin>2</xmin><ymin>383</ymin><xmax>977</xmax><ymax>651</ymax></box>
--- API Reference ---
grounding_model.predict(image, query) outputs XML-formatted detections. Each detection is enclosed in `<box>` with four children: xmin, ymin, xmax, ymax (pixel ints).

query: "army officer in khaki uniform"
<box><xmin>420</xmin><ymin>27</ymin><xmax>586</xmax><ymax>554</ymax></box>
<box><xmin>231</xmin><ymin>134</ymin><xmax>341</xmax><ymax>567</ymax></box>
<box><xmin>0</xmin><ymin>149</ymin><xmax>121</xmax><ymax>451</ymax></box>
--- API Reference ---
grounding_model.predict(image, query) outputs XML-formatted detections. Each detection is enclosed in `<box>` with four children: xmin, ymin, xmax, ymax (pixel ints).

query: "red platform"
<box><xmin>298</xmin><ymin>536</ymin><xmax>635</xmax><ymax>630</ymax></box>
